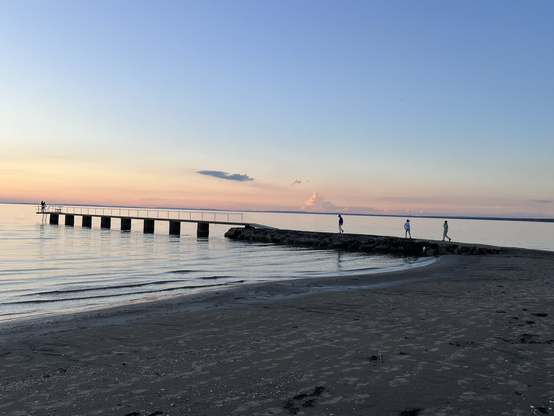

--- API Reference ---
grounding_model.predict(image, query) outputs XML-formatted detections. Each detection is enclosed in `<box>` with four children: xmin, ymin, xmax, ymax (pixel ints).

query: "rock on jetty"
<box><xmin>224</xmin><ymin>227</ymin><xmax>504</xmax><ymax>256</ymax></box>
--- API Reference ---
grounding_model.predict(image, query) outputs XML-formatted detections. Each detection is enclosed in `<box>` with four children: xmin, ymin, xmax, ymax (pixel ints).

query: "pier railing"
<box><xmin>37</xmin><ymin>205</ymin><xmax>244</xmax><ymax>224</ymax></box>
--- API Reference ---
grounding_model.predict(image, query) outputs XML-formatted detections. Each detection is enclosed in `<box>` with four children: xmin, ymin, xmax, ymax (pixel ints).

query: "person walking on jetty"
<box><xmin>404</xmin><ymin>219</ymin><xmax>411</xmax><ymax>238</ymax></box>
<box><xmin>443</xmin><ymin>220</ymin><xmax>452</xmax><ymax>241</ymax></box>
<box><xmin>338</xmin><ymin>215</ymin><xmax>344</xmax><ymax>233</ymax></box>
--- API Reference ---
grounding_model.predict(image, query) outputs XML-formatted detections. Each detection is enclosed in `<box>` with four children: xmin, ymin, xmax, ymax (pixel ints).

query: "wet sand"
<box><xmin>1</xmin><ymin>249</ymin><xmax>554</xmax><ymax>416</ymax></box>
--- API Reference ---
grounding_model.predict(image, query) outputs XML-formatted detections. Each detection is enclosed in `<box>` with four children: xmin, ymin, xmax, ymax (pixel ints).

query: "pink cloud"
<box><xmin>301</xmin><ymin>192</ymin><xmax>345</xmax><ymax>212</ymax></box>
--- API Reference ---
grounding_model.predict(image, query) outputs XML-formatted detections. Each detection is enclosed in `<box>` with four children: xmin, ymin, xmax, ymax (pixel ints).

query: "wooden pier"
<box><xmin>37</xmin><ymin>205</ymin><xmax>274</xmax><ymax>237</ymax></box>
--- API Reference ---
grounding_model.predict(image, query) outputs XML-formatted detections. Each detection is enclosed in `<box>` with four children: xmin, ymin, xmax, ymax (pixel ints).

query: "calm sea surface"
<box><xmin>1</xmin><ymin>203</ymin><xmax>552</xmax><ymax>323</ymax></box>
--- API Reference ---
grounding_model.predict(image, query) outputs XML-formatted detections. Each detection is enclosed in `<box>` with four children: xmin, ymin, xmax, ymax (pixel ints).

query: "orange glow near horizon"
<box><xmin>3</xmin><ymin>177</ymin><xmax>553</xmax><ymax>218</ymax></box>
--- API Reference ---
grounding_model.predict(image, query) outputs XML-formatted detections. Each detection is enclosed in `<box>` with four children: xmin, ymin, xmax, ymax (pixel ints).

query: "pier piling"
<box><xmin>197</xmin><ymin>222</ymin><xmax>209</xmax><ymax>237</ymax></box>
<box><xmin>121</xmin><ymin>218</ymin><xmax>132</xmax><ymax>231</ymax></box>
<box><xmin>169</xmin><ymin>221</ymin><xmax>181</xmax><ymax>235</ymax></box>
<box><xmin>101</xmin><ymin>217</ymin><xmax>111</xmax><ymax>229</ymax></box>
<box><xmin>143</xmin><ymin>219</ymin><xmax>155</xmax><ymax>234</ymax></box>
<box><xmin>82</xmin><ymin>216</ymin><xmax>92</xmax><ymax>228</ymax></box>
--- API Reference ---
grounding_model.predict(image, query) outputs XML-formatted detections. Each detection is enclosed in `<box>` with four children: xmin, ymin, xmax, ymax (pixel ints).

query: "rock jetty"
<box><xmin>224</xmin><ymin>227</ymin><xmax>504</xmax><ymax>256</ymax></box>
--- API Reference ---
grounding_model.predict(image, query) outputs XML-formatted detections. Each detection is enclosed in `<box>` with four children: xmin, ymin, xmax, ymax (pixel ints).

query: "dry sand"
<box><xmin>1</xmin><ymin>249</ymin><xmax>554</xmax><ymax>416</ymax></box>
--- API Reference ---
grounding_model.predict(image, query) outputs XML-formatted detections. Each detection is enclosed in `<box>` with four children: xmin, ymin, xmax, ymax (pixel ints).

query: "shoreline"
<box><xmin>1</xmin><ymin>247</ymin><xmax>554</xmax><ymax>415</ymax></box>
<box><xmin>0</xmin><ymin>254</ymin><xmax>437</xmax><ymax>330</ymax></box>
<box><xmin>0</xmin><ymin>253</ymin><xmax>441</xmax><ymax>341</ymax></box>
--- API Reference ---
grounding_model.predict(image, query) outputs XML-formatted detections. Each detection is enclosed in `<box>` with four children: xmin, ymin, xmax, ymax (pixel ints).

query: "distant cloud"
<box><xmin>197</xmin><ymin>170</ymin><xmax>254</xmax><ymax>182</ymax></box>
<box><xmin>345</xmin><ymin>206</ymin><xmax>387</xmax><ymax>215</ymax></box>
<box><xmin>299</xmin><ymin>193</ymin><xmax>400</xmax><ymax>215</ymax></box>
<box><xmin>291</xmin><ymin>180</ymin><xmax>302</xmax><ymax>186</ymax></box>
<box><xmin>532</xmin><ymin>199</ymin><xmax>552</xmax><ymax>204</ymax></box>
<box><xmin>301</xmin><ymin>191</ymin><xmax>345</xmax><ymax>212</ymax></box>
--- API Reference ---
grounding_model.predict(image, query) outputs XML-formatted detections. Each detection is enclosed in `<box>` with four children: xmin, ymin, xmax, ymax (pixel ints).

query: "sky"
<box><xmin>1</xmin><ymin>0</ymin><xmax>553</xmax><ymax>217</ymax></box>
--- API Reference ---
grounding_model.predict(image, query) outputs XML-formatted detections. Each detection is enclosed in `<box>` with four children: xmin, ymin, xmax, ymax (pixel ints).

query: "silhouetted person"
<box><xmin>404</xmin><ymin>219</ymin><xmax>411</xmax><ymax>238</ymax></box>
<box><xmin>41</xmin><ymin>201</ymin><xmax>45</xmax><ymax>211</ymax></box>
<box><xmin>443</xmin><ymin>220</ymin><xmax>451</xmax><ymax>241</ymax></box>
<box><xmin>338</xmin><ymin>215</ymin><xmax>344</xmax><ymax>233</ymax></box>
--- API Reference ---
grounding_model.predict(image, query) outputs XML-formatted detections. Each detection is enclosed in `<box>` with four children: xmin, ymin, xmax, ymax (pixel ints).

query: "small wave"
<box><xmin>6</xmin><ymin>280</ymin><xmax>246</xmax><ymax>304</ymax></box>
<box><xmin>201</xmin><ymin>276</ymin><xmax>232</xmax><ymax>280</ymax></box>
<box><xmin>27</xmin><ymin>279</ymin><xmax>187</xmax><ymax>296</ymax></box>
<box><xmin>168</xmin><ymin>270</ymin><xmax>200</xmax><ymax>274</ymax></box>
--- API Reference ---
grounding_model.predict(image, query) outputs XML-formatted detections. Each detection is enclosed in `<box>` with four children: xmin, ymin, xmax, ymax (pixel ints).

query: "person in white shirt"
<box><xmin>443</xmin><ymin>220</ymin><xmax>452</xmax><ymax>241</ymax></box>
<box><xmin>404</xmin><ymin>219</ymin><xmax>411</xmax><ymax>238</ymax></box>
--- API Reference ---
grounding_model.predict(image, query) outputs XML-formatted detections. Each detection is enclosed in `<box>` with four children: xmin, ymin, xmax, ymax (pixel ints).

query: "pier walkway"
<box><xmin>37</xmin><ymin>205</ymin><xmax>274</xmax><ymax>237</ymax></box>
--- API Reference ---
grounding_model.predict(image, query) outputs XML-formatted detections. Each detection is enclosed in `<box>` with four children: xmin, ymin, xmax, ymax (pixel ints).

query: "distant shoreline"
<box><xmin>2</xmin><ymin>200</ymin><xmax>553</xmax><ymax>223</ymax></box>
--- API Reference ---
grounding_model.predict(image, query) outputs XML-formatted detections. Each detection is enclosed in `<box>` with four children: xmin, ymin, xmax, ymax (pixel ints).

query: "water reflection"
<box><xmin>337</xmin><ymin>250</ymin><xmax>344</xmax><ymax>270</ymax></box>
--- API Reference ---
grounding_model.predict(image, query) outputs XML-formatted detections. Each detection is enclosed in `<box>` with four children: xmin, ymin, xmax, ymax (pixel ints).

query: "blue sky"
<box><xmin>1</xmin><ymin>0</ymin><xmax>553</xmax><ymax>217</ymax></box>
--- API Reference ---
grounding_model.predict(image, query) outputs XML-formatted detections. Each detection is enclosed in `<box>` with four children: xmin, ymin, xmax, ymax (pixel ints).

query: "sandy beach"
<box><xmin>1</xmin><ymin>248</ymin><xmax>554</xmax><ymax>416</ymax></box>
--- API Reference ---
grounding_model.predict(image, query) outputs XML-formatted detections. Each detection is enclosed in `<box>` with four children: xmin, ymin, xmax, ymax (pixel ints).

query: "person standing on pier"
<box><xmin>443</xmin><ymin>220</ymin><xmax>452</xmax><ymax>241</ymax></box>
<box><xmin>404</xmin><ymin>219</ymin><xmax>411</xmax><ymax>238</ymax></box>
<box><xmin>338</xmin><ymin>215</ymin><xmax>344</xmax><ymax>233</ymax></box>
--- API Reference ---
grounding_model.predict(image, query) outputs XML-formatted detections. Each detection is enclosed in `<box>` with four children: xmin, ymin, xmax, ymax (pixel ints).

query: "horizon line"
<box><xmin>3</xmin><ymin>201</ymin><xmax>554</xmax><ymax>223</ymax></box>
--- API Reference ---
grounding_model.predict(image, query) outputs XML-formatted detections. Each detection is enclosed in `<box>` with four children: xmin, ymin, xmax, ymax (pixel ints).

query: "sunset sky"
<box><xmin>1</xmin><ymin>1</ymin><xmax>553</xmax><ymax>217</ymax></box>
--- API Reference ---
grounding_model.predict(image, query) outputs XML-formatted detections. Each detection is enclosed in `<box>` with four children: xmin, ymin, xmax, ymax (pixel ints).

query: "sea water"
<box><xmin>0</xmin><ymin>203</ymin><xmax>552</xmax><ymax>323</ymax></box>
